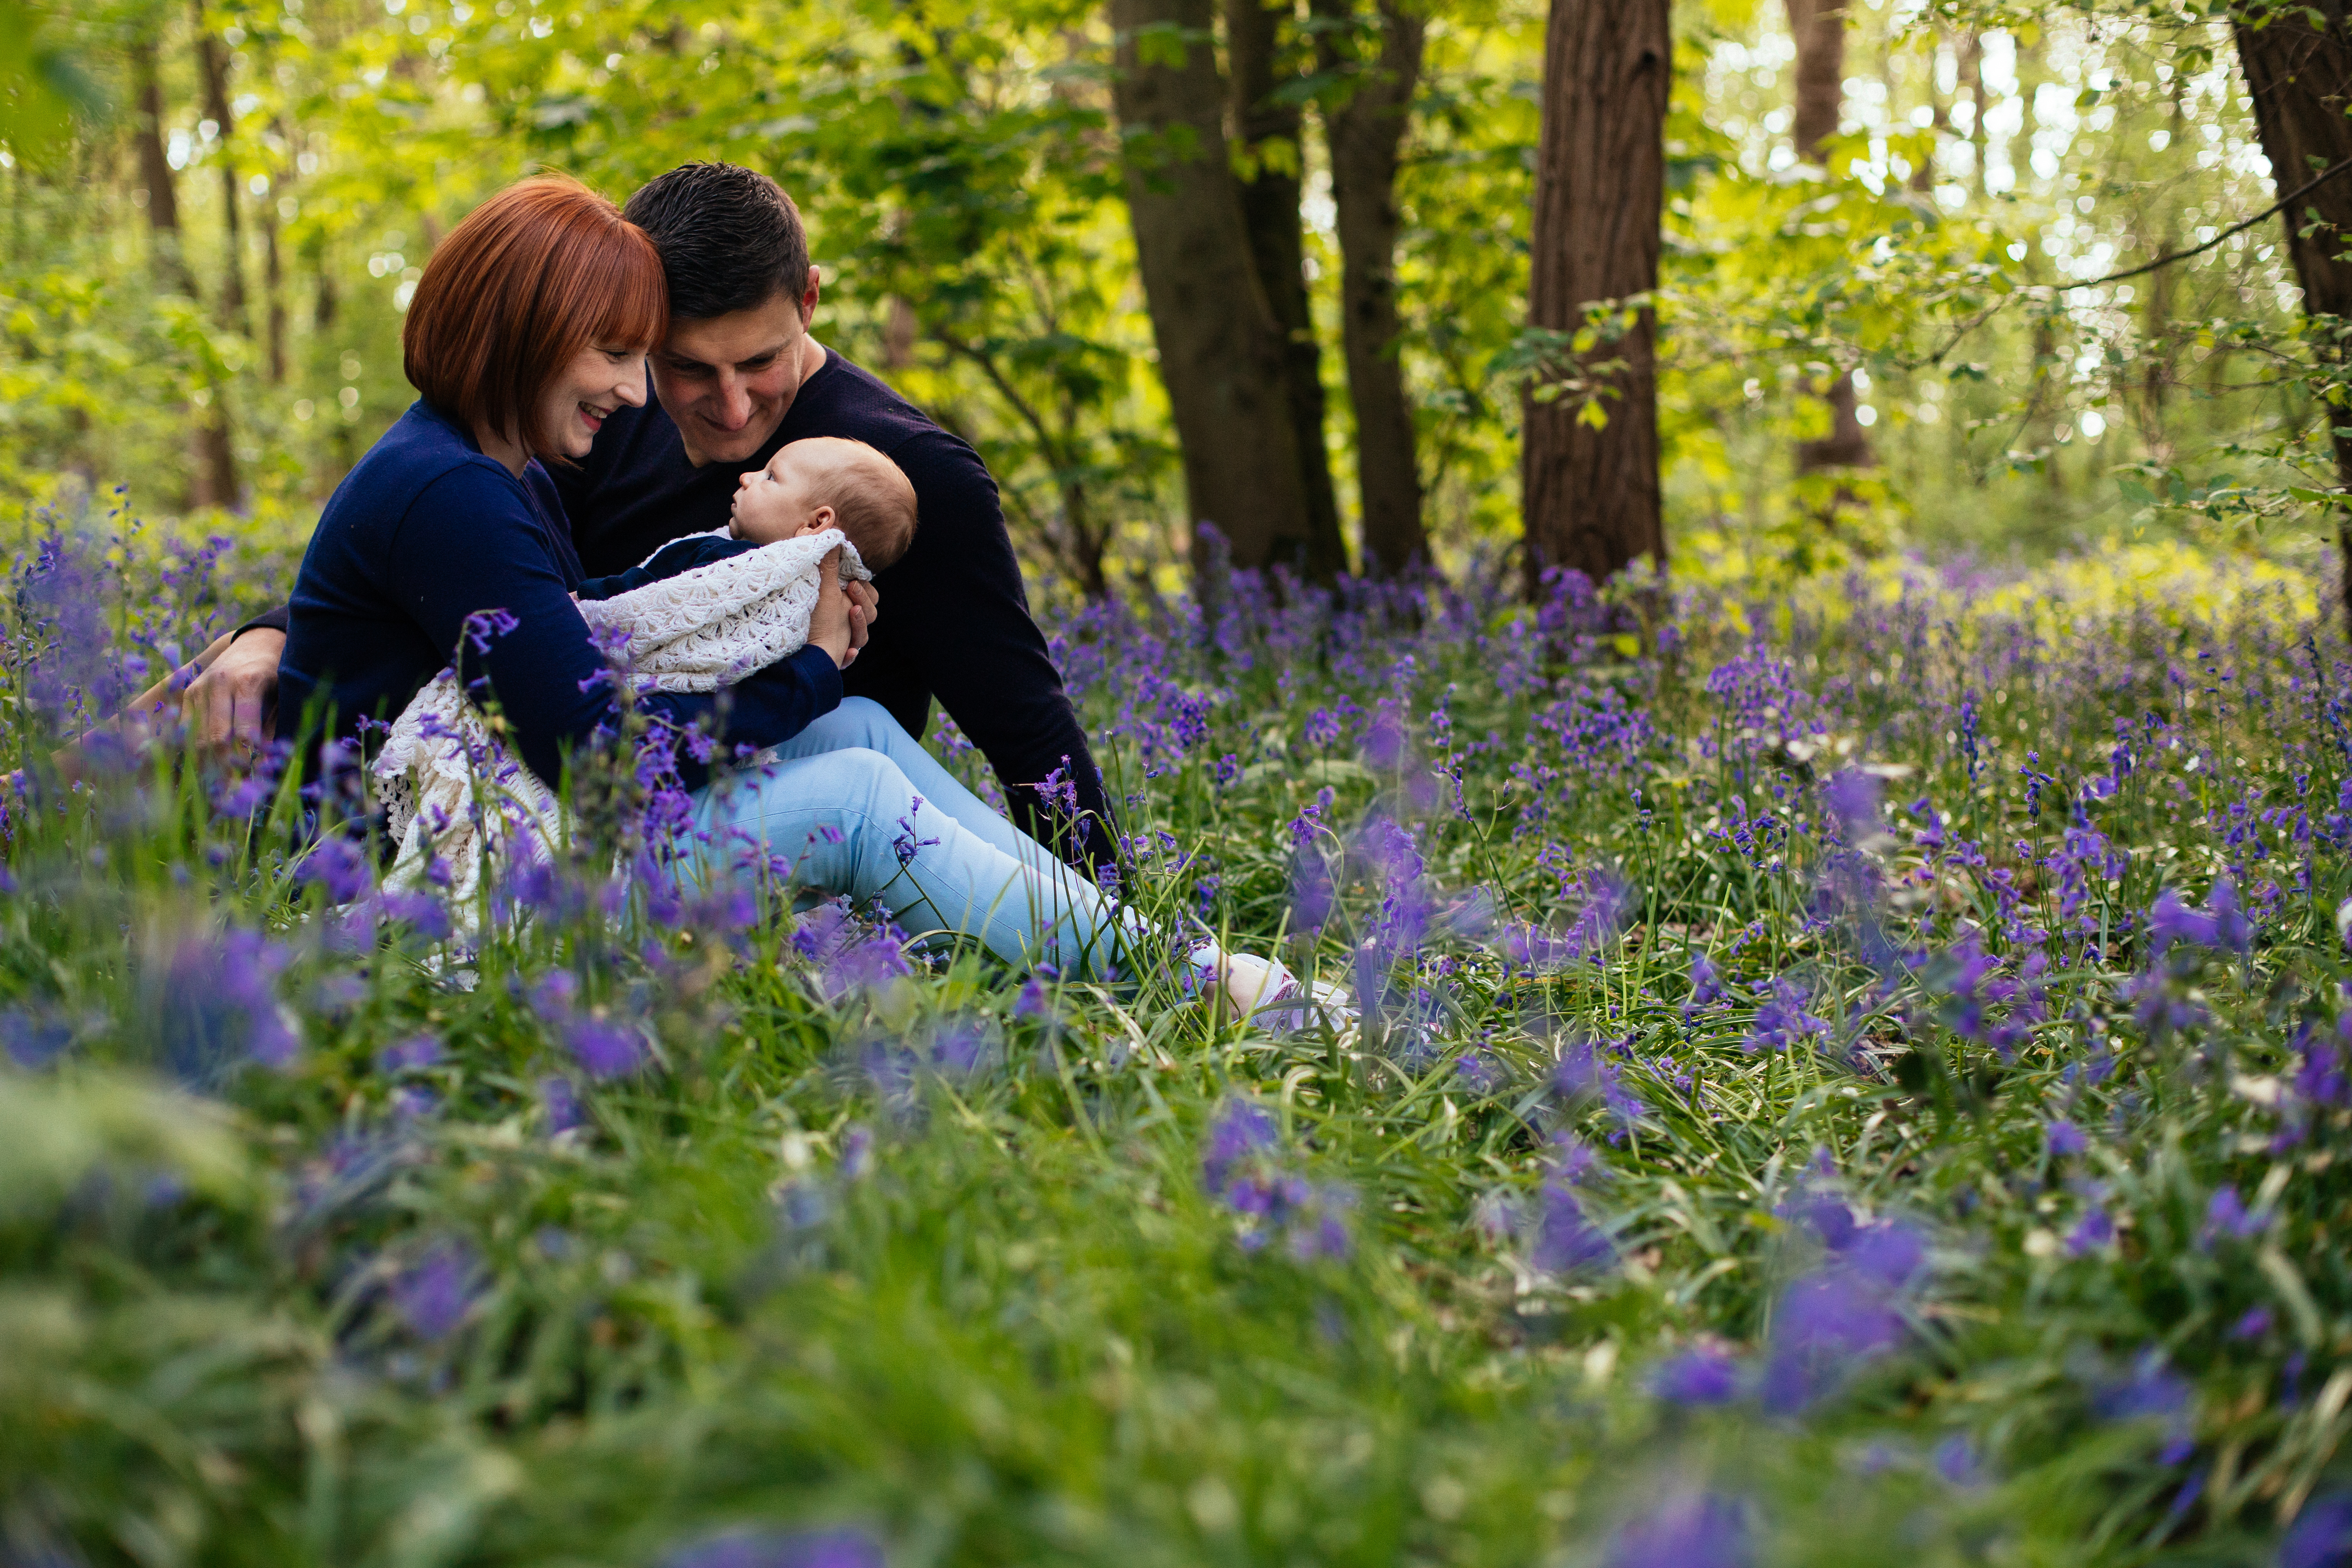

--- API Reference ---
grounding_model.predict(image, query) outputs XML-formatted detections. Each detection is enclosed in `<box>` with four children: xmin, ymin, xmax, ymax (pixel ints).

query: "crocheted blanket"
<box><xmin>371</xmin><ymin>528</ymin><xmax>868</xmax><ymax>902</ymax></box>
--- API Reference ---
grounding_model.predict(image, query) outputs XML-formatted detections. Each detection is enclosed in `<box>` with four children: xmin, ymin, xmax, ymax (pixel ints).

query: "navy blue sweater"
<box><xmin>546</xmin><ymin>348</ymin><xmax>1115</xmax><ymax>867</ymax></box>
<box><xmin>280</xmin><ymin>401</ymin><xmax>841</xmax><ymax>794</ymax></box>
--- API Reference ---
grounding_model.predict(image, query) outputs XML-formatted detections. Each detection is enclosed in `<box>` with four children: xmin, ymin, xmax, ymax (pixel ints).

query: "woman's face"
<box><xmin>539</xmin><ymin>341</ymin><xmax>648</xmax><ymax>459</ymax></box>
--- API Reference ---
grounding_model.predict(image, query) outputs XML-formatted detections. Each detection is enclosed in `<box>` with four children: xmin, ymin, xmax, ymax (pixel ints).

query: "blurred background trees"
<box><xmin>0</xmin><ymin>0</ymin><xmax>2341</xmax><ymax>602</ymax></box>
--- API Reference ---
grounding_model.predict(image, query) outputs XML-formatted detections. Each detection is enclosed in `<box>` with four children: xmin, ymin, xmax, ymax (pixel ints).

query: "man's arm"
<box><xmin>180</xmin><ymin>609</ymin><xmax>287</xmax><ymax>750</ymax></box>
<box><xmin>860</xmin><ymin>432</ymin><xmax>1117</xmax><ymax>871</ymax></box>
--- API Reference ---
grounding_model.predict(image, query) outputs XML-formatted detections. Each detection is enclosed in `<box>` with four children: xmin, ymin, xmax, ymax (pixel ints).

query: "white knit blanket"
<box><xmin>371</xmin><ymin>528</ymin><xmax>867</xmax><ymax>902</ymax></box>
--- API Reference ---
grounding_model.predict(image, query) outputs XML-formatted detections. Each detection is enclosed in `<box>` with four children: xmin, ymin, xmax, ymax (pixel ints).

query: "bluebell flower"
<box><xmin>392</xmin><ymin>1239</ymin><xmax>479</xmax><ymax>1342</ymax></box>
<box><xmin>159</xmin><ymin>927</ymin><xmax>300</xmax><ymax>1081</ymax></box>
<box><xmin>2046</xmin><ymin>1119</ymin><xmax>2087</xmax><ymax>1158</ymax></box>
<box><xmin>1201</xmin><ymin>1100</ymin><xmax>1278</xmax><ymax>1197</ymax></box>
<box><xmin>1649</xmin><ymin>1347</ymin><xmax>1740</xmax><ymax>1407</ymax></box>
<box><xmin>2280</xmin><ymin>1492</ymin><xmax>2352</xmax><ymax>1568</ymax></box>
<box><xmin>2066</xmin><ymin>1209</ymin><xmax>2115</xmax><ymax>1256</ymax></box>
<box><xmin>659</xmin><ymin>1526</ymin><xmax>884</xmax><ymax>1568</ymax></box>
<box><xmin>1603</xmin><ymin>1492</ymin><xmax>1752</xmax><ymax>1568</ymax></box>
<box><xmin>377</xmin><ymin>1034</ymin><xmax>443</xmax><ymax>1075</ymax></box>
<box><xmin>541</xmin><ymin>1076</ymin><xmax>587</xmax><ymax>1135</ymax></box>
<box><xmin>2203</xmin><ymin>1185</ymin><xmax>2267</xmax><ymax>1242</ymax></box>
<box><xmin>1529</xmin><ymin>1180</ymin><xmax>1613</xmax><ymax>1274</ymax></box>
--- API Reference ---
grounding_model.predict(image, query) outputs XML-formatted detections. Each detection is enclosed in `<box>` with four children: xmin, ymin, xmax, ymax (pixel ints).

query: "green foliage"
<box><xmin>1</xmin><ymin>503</ymin><xmax>2346</xmax><ymax>1561</ymax></box>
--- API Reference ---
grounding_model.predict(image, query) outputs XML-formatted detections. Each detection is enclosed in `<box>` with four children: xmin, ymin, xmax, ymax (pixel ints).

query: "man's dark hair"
<box><xmin>622</xmin><ymin>162</ymin><xmax>811</xmax><ymax>322</ymax></box>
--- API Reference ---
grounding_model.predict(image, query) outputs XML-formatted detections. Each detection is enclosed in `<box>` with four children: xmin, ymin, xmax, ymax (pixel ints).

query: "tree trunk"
<box><xmin>132</xmin><ymin>38</ymin><xmax>237</xmax><ymax>510</ymax></box>
<box><xmin>195</xmin><ymin>12</ymin><xmax>246</xmax><ymax>334</ymax></box>
<box><xmin>262</xmin><ymin>209</ymin><xmax>286</xmax><ymax>383</ymax></box>
<box><xmin>1110</xmin><ymin>0</ymin><xmax>1325</xmax><ymax>583</ymax></box>
<box><xmin>1313</xmin><ymin>0</ymin><xmax>1430</xmax><ymax>576</ymax></box>
<box><xmin>1521</xmin><ymin>0</ymin><xmax>1669</xmax><ymax>594</ymax></box>
<box><xmin>2233</xmin><ymin>0</ymin><xmax>2352</xmax><ymax>625</ymax></box>
<box><xmin>1226</xmin><ymin>0</ymin><xmax>1350</xmax><ymax>575</ymax></box>
<box><xmin>1785</xmin><ymin>0</ymin><xmax>1875</xmax><ymax>480</ymax></box>
<box><xmin>1785</xmin><ymin>0</ymin><xmax>1844</xmax><ymax>156</ymax></box>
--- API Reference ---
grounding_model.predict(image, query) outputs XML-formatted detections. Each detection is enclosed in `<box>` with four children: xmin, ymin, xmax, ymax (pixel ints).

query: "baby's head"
<box><xmin>729</xmin><ymin>436</ymin><xmax>918</xmax><ymax>571</ymax></box>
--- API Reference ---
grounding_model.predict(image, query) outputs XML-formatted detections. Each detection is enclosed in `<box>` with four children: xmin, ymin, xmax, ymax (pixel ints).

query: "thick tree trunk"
<box><xmin>1521</xmin><ymin>0</ymin><xmax>1670</xmax><ymax>592</ymax></box>
<box><xmin>132</xmin><ymin>39</ymin><xmax>237</xmax><ymax>510</ymax></box>
<box><xmin>1110</xmin><ymin>0</ymin><xmax>1326</xmax><ymax>583</ymax></box>
<box><xmin>1785</xmin><ymin>0</ymin><xmax>1844</xmax><ymax>156</ymax></box>
<box><xmin>2233</xmin><ymin>0</ymin><xmax>2352</xmax><ymax>625</ymax></box>
<box><xmin>1226</xmin><ymin>0</ymin><xmax>1349</xmax><ymax>575</ymax></box>
<box><xmin>1785</xmin><ymin>0</ymin><xmax>1874</xmax><ymax>480</ymax></box>
<box><xmin>1314</xmin><ymin>0</ymin><xmax>1430</xmax><ymax>576</ymax></box>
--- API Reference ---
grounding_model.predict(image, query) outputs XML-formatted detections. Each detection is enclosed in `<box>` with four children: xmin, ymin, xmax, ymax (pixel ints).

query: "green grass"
<box><xmin>2</xmin><ymin>530</ymin><xmax>2346</xmax><ymax>1566</ymax></box>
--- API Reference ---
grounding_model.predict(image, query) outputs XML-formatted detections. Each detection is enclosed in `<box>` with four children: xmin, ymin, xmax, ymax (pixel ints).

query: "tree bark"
<box><xmin>1785</xmin><ymin>0</ymin><xmax>1844</xmax><ymax>156</ymax></box>
<box><xmin>195</xmin><ymin>10</ymin><xmax>246</xmax><ymax>334</ymax></box>
<box><xmin>1110</xmin><ymin>0</ymin><xmax>1327</xmax><ymax>583</ymax></box>
<box><xmin>1226</xmin><ymin>0</ymin><xmax>1349</xmax><ymax>574</ymax></box>
<box><xmin>131</xmin><ymin>38</ymin><xmax>237</xmax><ymax>510</ymax></box>
<box><xmin>1313</xmin><ymin>0</ymin><xmax>1430</xmax><ymax>576</ymax></box>
<box><xmin>1521</xmin><ymin>0</ymin><xmax>1670</xmax><ymax>593</ymax></box>
<box><xmin>1785</xmin><ymin>0</ymin><xmax>1874</xmax><ymax>480</ymax></box>
<box><xmin>2233</xmin><ymin>0</ymin><xmax>2352</xmax><ymax>625</ymax></box>
<box><xmin>262</xmin><ymin>209</ymin><xmax>286</xmax><ymax>383</ymax></box>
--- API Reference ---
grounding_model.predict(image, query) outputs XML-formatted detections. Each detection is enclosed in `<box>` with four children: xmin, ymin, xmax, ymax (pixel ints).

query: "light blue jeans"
<box><xmin>688</xmin><ymin>697</ymin><xmax>1138</xmax><ymax>976</ymax></box>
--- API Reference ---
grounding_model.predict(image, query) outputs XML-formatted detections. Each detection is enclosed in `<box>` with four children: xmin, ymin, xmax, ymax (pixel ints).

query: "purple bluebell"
<box><xmin>2280</xmin><ymin>1492</ymin><xmax>2352</xmax><ymax>1568</ymax></box>
<box><xmin>2066</xmin><ymin>1209</ymin><xmax>2115</xmax><ymax>1256</ymax></box>
<box><xmin>2230</xmin><ymin>1306</ymin><xmax>2273</xmax><ymax>1340</ymax></box>
<box><xmin>1202</xmin><ymin>1100</ymin><xmax>1278</xmax><ymax>1197</ymax></box>
<box><xmin>1530</xmin><ymin>1180</ymin><xmax>1613</xmax><ymax>1274</ymax></box>
<box><xmin>391</xmin><ymin>1239</ymin><xmax>479</xmax><ymax>1341</ymax></box>
<box><xmin>1</xmin><ymin>1008</ymin><xmax>72</xmax><ymax>1069</ymax></box>
<box><xmin>377</xmin><ymin>1034</ymin><xmax>443</xmax><ymax>1075</ymax></box>
<box><xmin>1933</xmin><ymin>1434</ymin><xmax>1981</xmax><ymax>1485</ymax></box>
<box><xmin>159</xmin><ymin>927</ymin><xmax>300</xmax><ymax>1081</ymax></box>
<box><xmin>2203</xmin><ymin>1185</ymin><xmax>2267</xmax><ymax>1242</ymax></box>
<box><xmin>1603</xmin><ymin>1493</ymin><xmax>1752</xmax><ymax>1568</ymax></box>
<box><xmin>566</xmin><ymin>1016</ymin><xmax>644</xmax><ymax>1080</ymax></box>
<box><xmin>1760</xmin><ymin>1273</ymin><xmax>1903</xmax><ymax>1414</ymax></box>
<box><xmin>658</xmin><ymin>1527</ymin><xmax>885</xmax><ymax>1568</ymax></box>
<box><xmin>1650</xmin><ymin>1347</ymin><xmax>1740</xmax><ymax>1407</ymax></box>
<box><xmin>298</xmin><ymin>834</ymin><xmax>373</xmax><ymax>903</ymax></box>
<box><xmin>1823</xmin><ymin>769</ymin><xmax>1883</xmax><ymax>840</ymax></box>
<box><xmin>2046</xmin><ymin>1119</ymin><xmax>2087</xmax><ymax>1158</ymax></box>
<box><xmin>541</xmin><ymin>1076</ymin><xmax>587</xmax><ymax>1134</ymax></box>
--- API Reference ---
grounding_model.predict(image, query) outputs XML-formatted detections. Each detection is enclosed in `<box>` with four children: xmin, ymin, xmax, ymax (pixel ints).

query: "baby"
<box><xmin>729</xmin><ymin>436</ymin><xmax>918</xmax><ymax>570</ymax></box>
<box><xmin>575</xmin><ymin>436</ymin><xmax>918</xmax><ymax>604</ymax></box>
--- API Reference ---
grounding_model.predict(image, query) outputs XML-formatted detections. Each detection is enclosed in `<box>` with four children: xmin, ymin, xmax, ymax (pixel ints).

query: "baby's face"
<box><xmin>730</xmin><ymin>445</ymin><xmax>834</xmax><ymax>540</ymax></box>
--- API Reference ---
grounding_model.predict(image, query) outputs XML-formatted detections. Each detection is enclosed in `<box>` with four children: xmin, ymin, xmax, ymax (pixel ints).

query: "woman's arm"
<box><xmin>388</xmin><ymin>467</ymin><xmax>845</xmax><ymax>791</ymax></box>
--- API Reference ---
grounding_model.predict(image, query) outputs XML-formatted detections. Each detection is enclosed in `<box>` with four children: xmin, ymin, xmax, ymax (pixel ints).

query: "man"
<box><xmin>193</xmin><ymin>161</ymin><xmax>1113</xmax><ymax>868</ymax></box>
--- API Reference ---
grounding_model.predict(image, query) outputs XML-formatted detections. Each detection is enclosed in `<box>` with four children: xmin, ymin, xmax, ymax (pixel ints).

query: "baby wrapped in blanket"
<box><xmin>373</xmin><ymin>437</ymin><xmax>916</xmax><ymax>898</ymax></box>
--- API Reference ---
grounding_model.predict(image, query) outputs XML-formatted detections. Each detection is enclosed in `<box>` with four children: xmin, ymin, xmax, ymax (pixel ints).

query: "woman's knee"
<box><xmin>829</xmin><ymin>697</ymin><xmax>906</xmax><ymax>749</ymax></box>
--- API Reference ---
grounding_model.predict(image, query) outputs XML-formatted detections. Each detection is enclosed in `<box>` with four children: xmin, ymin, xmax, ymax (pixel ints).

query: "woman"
<box><xmin>283</xmin><ymin>175</ymin><xmax>1288</xmax><ymax>1000</ymax></box>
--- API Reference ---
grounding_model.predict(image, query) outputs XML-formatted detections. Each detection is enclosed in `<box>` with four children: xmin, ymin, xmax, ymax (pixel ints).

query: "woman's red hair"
<box><xmin>402</xmin><ymin>174</ymin><xmax>666</xmax><ymax>460</ymax></box>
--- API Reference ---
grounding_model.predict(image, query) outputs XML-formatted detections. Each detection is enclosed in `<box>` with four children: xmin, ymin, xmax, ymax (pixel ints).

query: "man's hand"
<box><xmin>844</xmin><ymin>577</ymin><xmax>875</xmax><ymax>661</ymax></box>
<box><xmin>810</xmin><ymin>549</ymin><xmax>857</xmax><ymax>668</ymax></box>
<box><xmin>182</xmin><ymin>627</ymin><xmax>284</xmax><ymax>750</ymax></box>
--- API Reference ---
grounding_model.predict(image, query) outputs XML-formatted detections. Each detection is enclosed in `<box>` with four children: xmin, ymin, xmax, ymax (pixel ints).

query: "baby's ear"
<box><xmin>806</xmin><ymin>503</ymin><xmax>837</xmax><ymax>534</ymax></box>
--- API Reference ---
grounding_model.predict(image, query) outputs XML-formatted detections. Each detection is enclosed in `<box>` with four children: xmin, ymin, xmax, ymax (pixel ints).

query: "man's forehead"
<box><xmin>660</xmin><ymin>294</ymin><xmax>803</xmax><ymax>365</ymax></box>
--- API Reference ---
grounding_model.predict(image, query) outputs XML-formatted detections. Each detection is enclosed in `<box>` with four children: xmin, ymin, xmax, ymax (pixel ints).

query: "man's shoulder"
<box><xmin>795</xmin><ymin>352</ymin><xmax>972</xmax><ymax>460</ymax></box>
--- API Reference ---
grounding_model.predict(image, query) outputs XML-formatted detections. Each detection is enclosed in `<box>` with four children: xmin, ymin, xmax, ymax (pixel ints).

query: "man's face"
<box><xmin>648</xmin><ymin>270</ymin><xmax>823</xmax><ymax>468</ymax></box>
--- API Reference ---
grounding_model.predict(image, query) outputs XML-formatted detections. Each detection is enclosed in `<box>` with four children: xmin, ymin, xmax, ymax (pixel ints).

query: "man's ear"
<box><xmin>799</xmin><ymin>265</ymin><xmax>822</xmax><ymax>326</ymax></box>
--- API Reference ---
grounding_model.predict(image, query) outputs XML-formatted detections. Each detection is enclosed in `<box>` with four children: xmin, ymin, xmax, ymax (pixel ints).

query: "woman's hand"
<box><xmin>809</xmin><ymin>548</ymin><xmax>859</xmax><ymax>668</ymax></box>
